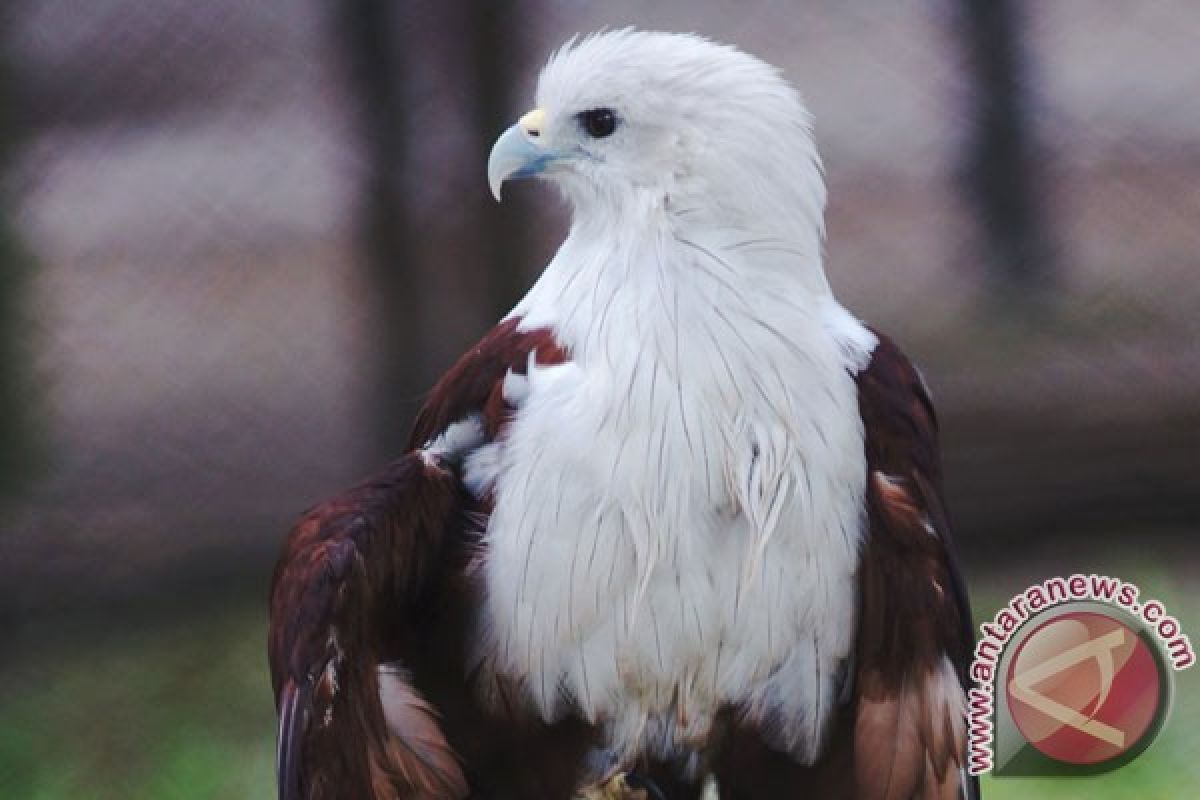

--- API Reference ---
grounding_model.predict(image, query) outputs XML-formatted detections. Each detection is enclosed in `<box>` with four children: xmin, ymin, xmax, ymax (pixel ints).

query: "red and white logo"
<box><xmin>1005</xmin><ymin>611</ymin><xmax>1162</xmax><ymax>766</ymax></box>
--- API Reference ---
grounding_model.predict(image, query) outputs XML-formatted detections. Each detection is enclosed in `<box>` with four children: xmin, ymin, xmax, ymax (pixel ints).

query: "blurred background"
<box><xmin>1</xmin><ymin>1</ymin><xmax>1197</xmax><ymax>797</ymax></box>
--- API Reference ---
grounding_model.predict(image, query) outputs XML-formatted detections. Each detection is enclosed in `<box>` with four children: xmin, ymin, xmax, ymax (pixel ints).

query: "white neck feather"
<box><xmin>513</xmin><ymin>187</ymin><xmax>856</xmax><ymax>366</ymax></box>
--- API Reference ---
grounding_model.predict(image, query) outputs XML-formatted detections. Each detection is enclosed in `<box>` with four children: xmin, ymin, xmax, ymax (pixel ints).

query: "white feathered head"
<box><xmin>490</xmin><ymin>30</ymin><xmax>827</xmax><ymax>255</ymax></box>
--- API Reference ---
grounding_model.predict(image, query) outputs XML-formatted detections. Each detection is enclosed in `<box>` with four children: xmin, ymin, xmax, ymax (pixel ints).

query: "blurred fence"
<box><xmin>1</xmin><ymin>0</ymin><xmax>1198</xmax><ymax>615</ymax></box>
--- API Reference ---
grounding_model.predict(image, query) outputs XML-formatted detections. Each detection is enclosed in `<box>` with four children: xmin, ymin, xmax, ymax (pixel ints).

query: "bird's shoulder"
<box><xmin>853</xmin><ymin>329</ymin><xmax>940</xmax><ymax>474</ymax></box>
<box><xmin>852</xmin><ymin>326</ymin><xmax>968</xmax><ymax>661</ymax></box>
<box><xmin>409</xmin><ymin>317</ymin><xmax>568</xmax><ymax>449</ymax></box>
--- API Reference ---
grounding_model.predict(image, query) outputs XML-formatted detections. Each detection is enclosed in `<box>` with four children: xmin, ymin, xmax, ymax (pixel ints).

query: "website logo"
<box><xmin>967</xmin><ymin>575</ymin><xmax>1193</xmax><ymax>777</ymax></box>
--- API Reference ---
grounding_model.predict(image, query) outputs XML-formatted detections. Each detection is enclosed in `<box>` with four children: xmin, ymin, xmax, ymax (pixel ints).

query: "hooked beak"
<box><xmin>487</xmin><ymin>108</ymin><xmax>558</xmax><ymax>201</ymax></box>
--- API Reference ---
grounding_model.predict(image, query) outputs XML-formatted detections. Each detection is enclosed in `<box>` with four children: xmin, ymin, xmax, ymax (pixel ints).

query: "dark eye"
<box><xmin>578</xmin><ymin>108</ymin><xmax>617</xmax><ymax>138</ymax></box>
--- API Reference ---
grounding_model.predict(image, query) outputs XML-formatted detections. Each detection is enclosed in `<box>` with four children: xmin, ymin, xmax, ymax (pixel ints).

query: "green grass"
<box><xmin>0</xmin><ymin>604</ymin><xmax>276</xmax><ymax>800</ymax></box>
<box><xmin>1</xmin><ymin>555</ymin><xmax>1196</xmax><ymax>798</ymax></box>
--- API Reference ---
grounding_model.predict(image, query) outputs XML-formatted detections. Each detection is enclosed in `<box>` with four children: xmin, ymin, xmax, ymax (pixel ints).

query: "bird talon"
<box><xmin>575</xmin><ymin>771</ymin><xmax>665</xmax><ymax>800</ymax></box>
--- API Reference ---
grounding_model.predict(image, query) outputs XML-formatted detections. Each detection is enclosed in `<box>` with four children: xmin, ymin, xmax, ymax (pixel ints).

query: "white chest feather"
<box><xmin>464</xmin><ymin>217</ymin><xmax>876</xmax><ymax>766</ymax></box>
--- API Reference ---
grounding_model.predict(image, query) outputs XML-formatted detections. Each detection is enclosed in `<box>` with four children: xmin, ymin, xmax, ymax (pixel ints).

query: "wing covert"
<box><xmin>268</xmin><ymin>447</ymin><xmax>473</xmax><ymax>799</ymax></box>
<box><xmin>852</xmin><ymin>332</ymin><xmax>978</xmax><ymax>800</ymax></box>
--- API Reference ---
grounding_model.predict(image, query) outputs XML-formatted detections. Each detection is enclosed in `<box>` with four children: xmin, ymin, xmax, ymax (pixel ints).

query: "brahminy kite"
<box><xmin>269</xmin><ymin>29</ymin><xmax>977</xmax><ymax>800</ymax></box>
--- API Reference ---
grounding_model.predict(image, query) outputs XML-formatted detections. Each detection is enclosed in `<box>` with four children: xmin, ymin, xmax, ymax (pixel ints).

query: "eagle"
<box><xmin>269</xmin><ymin>30</ymin><xmax>977</xmax><ymax>800</ymax></box>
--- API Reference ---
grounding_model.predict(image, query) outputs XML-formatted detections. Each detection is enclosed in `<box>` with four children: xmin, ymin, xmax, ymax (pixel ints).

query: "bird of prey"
<box><xmin>269</xmin><ymin>29</ymin><xmax>977</xmax><ymax>800</ymax></box>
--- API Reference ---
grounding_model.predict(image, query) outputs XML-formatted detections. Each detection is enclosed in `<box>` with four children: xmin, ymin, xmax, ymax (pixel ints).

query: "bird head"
<box><xmin>489</xmin><ymin>30</ymin><xmax>827</xmax><ymax>249</ymax></box>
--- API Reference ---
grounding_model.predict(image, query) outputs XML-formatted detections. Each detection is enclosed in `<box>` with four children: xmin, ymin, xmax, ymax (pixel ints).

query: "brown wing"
<box><xmin>267</xmin><ymin>318</ymin><xmax>568</xmax><ymax>800</ymax></box>
<box><xmin>269</xmin><ymin>453</ymin><xmax>471</xmax><ymax>800</ymax></box>
<box><xmin>852</xmin><ymin>332</ymin><xmax>977</xmax><ymax>800</ymax></box>
<box><xmin>409</xmin><ymin>318</ymin><xmax>568</xmax><ymax>447</ymax></box>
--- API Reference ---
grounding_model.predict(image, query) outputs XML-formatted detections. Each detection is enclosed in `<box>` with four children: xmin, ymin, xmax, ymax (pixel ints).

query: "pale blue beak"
<box><xmin>487</xmin><ymin>109</ymin><xmax>559</xmax><ymax>201</ymax></box>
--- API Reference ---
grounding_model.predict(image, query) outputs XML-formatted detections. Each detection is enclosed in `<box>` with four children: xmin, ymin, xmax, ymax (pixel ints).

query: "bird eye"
<box><xmin>578</xmin><ymin>108</ymin><xmax>617</xmax><ymax>139</ymax></box>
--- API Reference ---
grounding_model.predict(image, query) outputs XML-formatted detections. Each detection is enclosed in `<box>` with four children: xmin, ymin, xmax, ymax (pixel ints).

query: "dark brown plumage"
<box><xmin>850</xmin><ymin>332</ymin><xmax>976</xmax><ymax>799</ymax></box>
<box><xmin>267</xmin><ymin>323</ymin><xmax>976</xmax><ymax>799</ymax></box>
<box><xmin>268</xmin><ymin>452</ymin><xmax>469</xmax><ymax>799</ymax></box>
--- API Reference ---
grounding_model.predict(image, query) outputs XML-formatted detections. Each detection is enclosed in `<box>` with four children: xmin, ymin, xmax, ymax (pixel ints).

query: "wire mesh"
<box><xmin>2</xmin><ymin>0</ymin><xmax>1198</xmax><ymax>610</ymax></box>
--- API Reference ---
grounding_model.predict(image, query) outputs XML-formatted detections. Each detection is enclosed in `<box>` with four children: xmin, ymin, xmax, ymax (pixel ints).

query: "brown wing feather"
<box><xmin>268</xmin><ymin>318</ymin><xmax>572</xmax><ymax>799</ymax></box>
<box><xmin>409</xmin><ymin>318</ymin><xmax>567</xmax><ymax>447</ymax></box>
<box><xmin>852</xmin><ymin>332</ymin><xmax>977</xmax><ymax>800</ymax></box>
<box><xmin>378</xmin><ymin>667</ymin><xmax>470</xmax><ymax>798</ymax></box>
<box><xmin>268</xmin><ymin>452</ymin><xmax>469</xmax><ymax>799</ymax></box>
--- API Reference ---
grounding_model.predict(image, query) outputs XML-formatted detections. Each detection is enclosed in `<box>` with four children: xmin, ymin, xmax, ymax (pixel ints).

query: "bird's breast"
<box><xmin>464</xmin><ymin>319</ymin><xmax>867</xmax><ymax>768</ymax></box>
